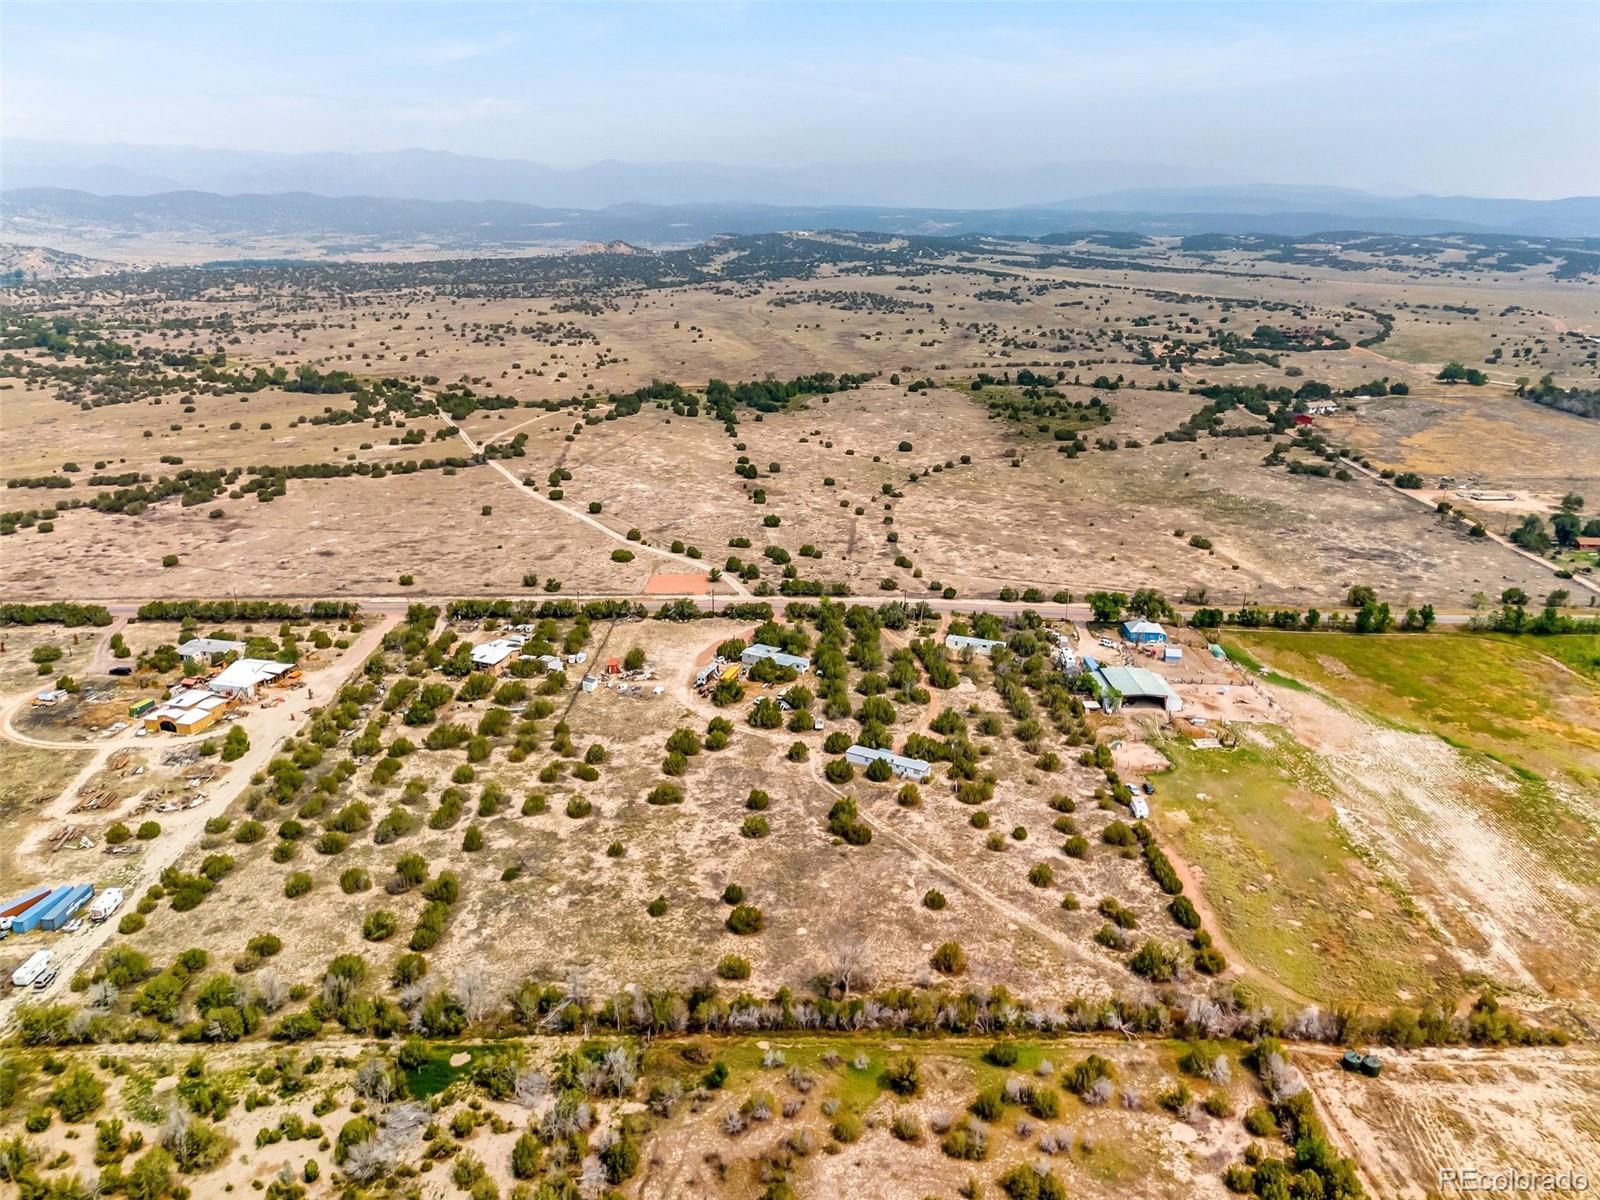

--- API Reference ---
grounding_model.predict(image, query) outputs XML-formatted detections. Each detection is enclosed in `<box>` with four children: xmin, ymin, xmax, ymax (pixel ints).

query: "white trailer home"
<box><xmin>12</xmin><ymin>949</ymin><xmax>54</xmax><ymax>988</ymax></box>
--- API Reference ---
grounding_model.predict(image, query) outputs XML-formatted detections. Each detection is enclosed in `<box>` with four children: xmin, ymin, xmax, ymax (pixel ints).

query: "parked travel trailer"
<box><xmin>88</xmin><ymin>888</ymin><xmax>125</xmax><ymax>923</ymax></box>
<box><xmin>11</xmin><ymin>949</ymin><xmax>54</xmax><ymax>988</ymax></box>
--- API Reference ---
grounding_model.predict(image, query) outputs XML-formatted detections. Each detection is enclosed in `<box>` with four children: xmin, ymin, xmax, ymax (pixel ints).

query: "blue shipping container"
<box><xmin>28</xmin><ymin>884</ymin><xmax>93</xmax><ymax>933</ymax></box>
<box><xmin>9</xmin><ymin>886</ymin><xmax>73</xmax><ymax>934</ymax></box>
<box><xmin>40</xmin><ymin>884</ymin><xmax>95</xmax><ymax>931</ymax></box>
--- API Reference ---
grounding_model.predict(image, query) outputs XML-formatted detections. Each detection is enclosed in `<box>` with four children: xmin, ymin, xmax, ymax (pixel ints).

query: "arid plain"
<box><xmin>1</xmin><ymin>230</ymin><xmax>1598</xmax><ymax>1199</ymax></box>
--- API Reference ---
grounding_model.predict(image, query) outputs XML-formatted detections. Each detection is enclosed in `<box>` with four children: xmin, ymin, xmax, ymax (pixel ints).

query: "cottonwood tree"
<box><xmin>343</xmin><ymin>1138</ymin><xmax>394</xmax><ymax>1183</ymax></box>
<box><xmin>252</xmin><ymin>969</ymin><xmax>286</xmax><ymax>1012</ymax></box>
<box><xmin>1260</xmin><ymin>1051</ymin><xmax>1304</xmax><ymax>1104</ymax></box>
<box><xmin>456</xmin><ymin>966</ymin><xmax>494</xmax><ymax>1023</ymax></box>
<box><xmin>355</xmin><ymin>1054</ymin><xmax>399</xmax><ymax>1105</ymax></box>
<box><xmin>513</xmin><ymin>1068</ymin><xmax>549</xmax><ymax>1108</ymax></box>
<box><xmin>824</xmin><ymin>935</ymin><xmax>874</xmax><ymax>995</ymax></box>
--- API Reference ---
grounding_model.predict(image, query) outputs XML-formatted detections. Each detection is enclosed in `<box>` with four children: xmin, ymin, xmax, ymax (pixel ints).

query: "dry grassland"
<box><xmin>0</xmin><ymin>467</ymin><xmax>656</xmax><ymax>600</ymax></box>
<box><xmin>1303</xmin><ymin>1043</ymin><xmax>1600</xmax><ymax>1199</ymax></box>
<box><xmin>0</xmin><ymin>371</ymin><xmax>454</xmax><ymax>478</ymax></box>
<box><xmin>5</xmin><ymin>242</ymin><xmax>1598</xmax><ymax>609</ymax></box>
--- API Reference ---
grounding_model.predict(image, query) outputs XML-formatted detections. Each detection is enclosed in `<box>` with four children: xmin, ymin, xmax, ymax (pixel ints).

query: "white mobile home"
<box><xmin>945</xmin><ymin>634</ymin><xmax>1005</xmax><ymax>655</ymax></box>
<box><xmin>844</xmin><ymin>744</ymin><xmax>931</xmax><ymax>782</ymax></box>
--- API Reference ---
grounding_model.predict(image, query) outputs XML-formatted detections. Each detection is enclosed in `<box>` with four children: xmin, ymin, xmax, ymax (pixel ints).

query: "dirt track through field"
<box><xmin>450</xmin><ymin>419</ymin><xmax>750</xmax><ymax>596</ymax></box>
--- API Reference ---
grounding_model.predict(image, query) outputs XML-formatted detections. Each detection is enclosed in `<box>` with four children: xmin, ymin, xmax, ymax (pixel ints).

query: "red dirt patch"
<box><xmin>644</xmin><ymin>572</ymin><xmax>711</xmax><ymax>595</ymax></box>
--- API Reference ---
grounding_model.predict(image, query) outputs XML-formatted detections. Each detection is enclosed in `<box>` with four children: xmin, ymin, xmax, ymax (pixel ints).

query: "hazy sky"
<box><xmin>4</xmin><ymin>1</ymin><xmax>1597</xmax><ymax>197</ymax></box>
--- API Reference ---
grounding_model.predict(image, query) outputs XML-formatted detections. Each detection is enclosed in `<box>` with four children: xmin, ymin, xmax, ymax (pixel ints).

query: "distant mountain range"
<box><xmin>2</xmin><ymin>139</ymin><xmax>1597</xmax><ymax>238</ymax></box>
<box><xmin>2</xmin><ymin>139</ymin><xmax>1236</xmax><ymax>209</ymax></box>
<box><xmin>6</xmin><ymin>186</ymin><xmax>1600</xmax><ymax>251</ymax></box>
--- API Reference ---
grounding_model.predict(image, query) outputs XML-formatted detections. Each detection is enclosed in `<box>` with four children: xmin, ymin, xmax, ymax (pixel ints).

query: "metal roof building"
<box><xmin>844</xmin><ymin>744</ymin><xmax>931</xmax><ymax>782</ymax></box>
<box><xmin>178</xmin><ymin>638</ymin><xmax>246</xmax><ymax>659</ymax></box>
<box><xmin>741</xmin><ymin>643</ymin><xmax>811</xmax><ymax>672</ymax></box>
<box><xmin>471</xmin><ymin>639</ymin><xmax>521</xmax><ymax>670</ymax></box>
<box><xmin>1120</xmin><ymin>620</ymin><xmax>1167</xmax><ymax>644</ymax></box>
<box><xmin>1097</xmin><ymin>665</ymin><xmax>1182</xmax><ymax>713</ymax></box>
<box><xmin>144</xmin><ymin>686</ymin><xmax>229</xmax><ymax>733</ymax></box>
<box><xmin>209</xmin><ymin>658</ymin><xmax>293</xmax><ymax>698</ymax></box>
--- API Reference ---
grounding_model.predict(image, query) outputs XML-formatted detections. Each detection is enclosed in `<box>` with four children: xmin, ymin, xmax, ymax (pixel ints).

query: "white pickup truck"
<box><xmin>11</xmin><ymin>949</ymin><xmax>54</xmax><ymax>988</ymax></box>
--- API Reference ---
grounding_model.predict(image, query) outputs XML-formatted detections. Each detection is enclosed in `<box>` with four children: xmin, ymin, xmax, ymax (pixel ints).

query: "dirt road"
<box><xmin>449</xmin><ymin>422</ymin><xmax>752</xmax><ymax>598</ymax></box>
<box><xmin>0</xmin><ymin>613</ymin><xmax>397</xmax><ymax>1033</ymax></box>
<box><xmin>1339</xmin><ymin>455</ymin><xmax>1600</xmax><ymax>598</ymax></box>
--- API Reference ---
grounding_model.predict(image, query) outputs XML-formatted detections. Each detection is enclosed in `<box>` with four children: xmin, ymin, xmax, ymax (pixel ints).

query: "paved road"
<box><xmin>80</xmin><ymin>592</ymin><xmax>1485</xmax><ymax>627</ymax></box>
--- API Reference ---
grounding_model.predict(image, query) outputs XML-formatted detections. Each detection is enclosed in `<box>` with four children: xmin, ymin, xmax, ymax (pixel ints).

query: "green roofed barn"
<box><xmin>1097</xmin><ymin>665</ymin><xmax>1182</xmax><ymax>713</ymax></box>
